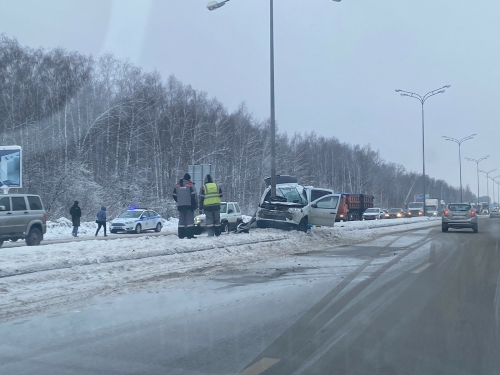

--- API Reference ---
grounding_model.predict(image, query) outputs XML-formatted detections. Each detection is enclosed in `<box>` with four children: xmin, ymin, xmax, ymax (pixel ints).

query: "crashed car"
<box><xmin>256</xmin><ymin>176</ymin><xmax>341</xmax><ymax>232</ymax></box>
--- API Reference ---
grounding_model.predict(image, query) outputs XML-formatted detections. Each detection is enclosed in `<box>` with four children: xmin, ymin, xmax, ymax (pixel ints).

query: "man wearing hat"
<box><xmin>173</xmin><ymin>173</ymin><xmax>198</xmax><ymax>239</ymax></box>
<box><xmin>199</xmin><ymin>174</ymin><xmax>223</xmax><ymax>236</ymax></box>
<box><xmin>70</xmin><ymin>201</ymin><xmax>82</xmax><ymax>237</ymax></box>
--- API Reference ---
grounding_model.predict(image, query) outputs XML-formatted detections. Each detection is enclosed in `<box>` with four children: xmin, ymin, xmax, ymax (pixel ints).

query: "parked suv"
<box><xmin>194</xmin><ymin>202</ymin><xmax>243</xmax><ymax>234</ymax></box>
<box><xmin>442</xmin><ymin>203</ymin><xmax>478</xmax><ymax>233</ymax></box>
<box><xmin>0</xmin><ymin>194</ymin><xmax>47</xmax><ymax>247</ymax></box>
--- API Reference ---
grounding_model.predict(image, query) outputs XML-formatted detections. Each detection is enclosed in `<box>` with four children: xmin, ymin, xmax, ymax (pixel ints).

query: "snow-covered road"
<box><xmin>0</xmin><ymin>217</ymin><xmax>441</xmax><ymax>322</ymax></box>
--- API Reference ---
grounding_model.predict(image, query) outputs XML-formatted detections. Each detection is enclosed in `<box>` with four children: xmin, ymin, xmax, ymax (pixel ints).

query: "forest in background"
<box><xmin>0</xmin><ymin>35</ymin><xmax>474</xmax><ymax>220</ymax></box>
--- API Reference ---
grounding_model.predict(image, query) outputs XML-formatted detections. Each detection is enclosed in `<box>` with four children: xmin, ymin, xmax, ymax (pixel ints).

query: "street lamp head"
<box><xmin>332</xmin><ymin>0</ymin><xmax>342</xmax><ymax>2</ymax></box>
<box><xmin>207</xmin><ymin>1</ymin><xmax>228</xmax><ymax>11</ymax></box>
<box><xmin>444</xmin><ymin>85</ymin><xmax>451</xmax><ymax>88</ymax></box>
<box><xmin>395</xmin><ymin>89</ymin><xmax>402</xmax><ymax>92</ymax></box>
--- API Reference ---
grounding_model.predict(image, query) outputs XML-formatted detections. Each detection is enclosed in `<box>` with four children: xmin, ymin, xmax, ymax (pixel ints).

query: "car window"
<box><xmin>389</xmin><ymin>208</ymin><xmax>401</xmax><ymax>213</ymax></box>
<box><xmin>27</xmin><ymin>196</ymin><xmax>43</xmax><ymax>210</ymax></box>
<box><xmin>365</xmin><ymin>208</ymin><xmax>378</xmax><ymax>213</ymax></box>
<box><xmin>449</xmin><ymin>204</ymin><xmax>471</xmax><ymax>211</ymax></box>
<box><xmin>141</xmin><ymin>211</ymin><xmax>150</xmax><ymax>218</ymax></box>
<box><xmin>315</xmin><ymin>195</ymin><xmax>339</xmax><ymax>209</ymax></box>
<box><xmin>220</xmin><ymin>203</ymin><xmax>227</xmax><ymax>213</ymax></box>
<box><xmin>234</xmin><ymin>204</ymin><xmax>241</xmax><ymax>213</ymax></box>
<box><xmin>117</xmin><ymin>211</ymin><xmax>142</xmax><ymax>219</ymax></box>
<box><xmin>311</xmin><ymin>189</ymin><xmax>331</xmax><ymax>202</ymax></box>
<box><xmin>149</xmin><ymin>211</ymin><xmax>158</xmax><ymax>217</ymax></box>
<box><xmin>0</xmin><ymin>196</ymin><xmax>11</xmax><ymax>211</ymax></box>
<box><xmin>12</xmin><ymin>197</ymin><xmax>27</xmax><ymax>211</ymax></box>
<box><xmin>228</xmin><ymin>204</ymin><xmax>235</xmax><ymax>213</ymax></box>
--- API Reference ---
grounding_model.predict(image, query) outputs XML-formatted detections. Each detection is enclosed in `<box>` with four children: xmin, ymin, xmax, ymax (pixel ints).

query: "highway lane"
<box><xmin>0</xmin><ymin>218</ymin><xmax>499</xmax><ymax>374</ymax></box>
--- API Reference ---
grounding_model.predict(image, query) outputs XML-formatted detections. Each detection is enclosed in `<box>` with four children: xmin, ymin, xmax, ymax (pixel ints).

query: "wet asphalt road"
<box><xmin>1</xmin><ymin>218</ymin><xmax>500</xmax><ymax>374</ymax></box>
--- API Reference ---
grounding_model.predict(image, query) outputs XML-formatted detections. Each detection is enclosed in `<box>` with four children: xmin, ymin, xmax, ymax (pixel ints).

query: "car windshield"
<box><xmin>365</xmin><ymin>208</ymin><xmax>378</xmax><ymax>213</ymax></box>
<box><xmin>389</xmin><ymin>208</ymin><xmax>401</xmax><ymax>213</ymax></box>
<box><xmin>425</xmin><ymin>205</ymin><xmax>437</xmax><ymax>211</ymax></box>
<box><xmin>408</xmin><ymin>203</ymin><xmax>424</xmax><ymax>209</ymax></box>
<box><xmin>117</xmin><ymin>211</ymin><xmax>143</xmax><ymax>219</ymax></box>
<box><xmin>276</xmin><ymin>186</ymin><xmax>308</xmax><ymax>204</ymax></box>
<box><xmin>449</xmin><ymin>204</ymin><xmax>471</xmax><ymax>212</ymax></box>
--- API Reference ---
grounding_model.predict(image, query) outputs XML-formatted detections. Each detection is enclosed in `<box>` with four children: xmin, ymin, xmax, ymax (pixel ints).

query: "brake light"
<box><xmin>444</xmin><ymin>209</ymin><xmax>449</xmax><ymax>217</ymax></box>
<box><xmin>43</xmin><ymin>213</ymin><xmax>48</xmax><ymax>220</ymax></box>
<box><xmin>471</xmin><ymin>210</ymin><xmax>476</xmax><ymax>217</ymax></box>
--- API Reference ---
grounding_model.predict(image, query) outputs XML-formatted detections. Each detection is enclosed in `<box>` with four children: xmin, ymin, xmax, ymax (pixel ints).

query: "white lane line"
<box><xmin>239</xmin><ymin>358</ymin><xmax>280</xmax><ymax>375</ymax></box>
<box><xmin>412</xmin><ymin>262</ymin><xmax>433</xmax><ymax>274</ymax></box>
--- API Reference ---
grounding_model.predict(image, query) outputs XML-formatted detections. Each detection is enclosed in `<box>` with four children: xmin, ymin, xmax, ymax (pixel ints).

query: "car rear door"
<box><xmin>309</xmin><ymin>194</ymin><xmax>341</xmax><ymax>227</ymax></box>
<box><xmin>0</xmin><ymin>196</ymin><xmax>12</xmax><ymax>236</ymax></box>
<box><xmin>10</xmin><ymin>196</ymin><xmax>29</xmax><ymax>235</ymax></box>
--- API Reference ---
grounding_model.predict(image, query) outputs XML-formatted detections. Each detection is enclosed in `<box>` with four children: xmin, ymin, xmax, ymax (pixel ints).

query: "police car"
<box><xmin>110</xmin><ymin>207</ymin><xmax>163</xmax><ymax>234</ymax></box>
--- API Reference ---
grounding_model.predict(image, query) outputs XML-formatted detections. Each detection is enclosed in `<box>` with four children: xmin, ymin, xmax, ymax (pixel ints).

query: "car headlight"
<box><xmin>195</xmin><ymin>218</ymin><xmax>201</xmax><ymax>224</ymax></box>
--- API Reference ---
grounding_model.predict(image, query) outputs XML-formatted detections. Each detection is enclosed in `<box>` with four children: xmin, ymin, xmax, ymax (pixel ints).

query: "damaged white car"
<box><xmin>256</xmin><ymin>176</ymin><xmax>341</xmax><ymax>232</ymax></box>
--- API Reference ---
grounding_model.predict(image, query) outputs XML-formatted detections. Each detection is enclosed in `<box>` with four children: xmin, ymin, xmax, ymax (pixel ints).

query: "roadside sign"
<box><xmin>0</xmin><ymin>145</ymin><xmax>22</xmax><ymax>190</ymax></box>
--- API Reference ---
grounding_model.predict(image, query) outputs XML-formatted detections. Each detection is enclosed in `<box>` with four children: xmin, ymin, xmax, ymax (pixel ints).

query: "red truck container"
<box><xmin>336</xmin><ymin>194</ymin><xmax>374</xmax><ymax>221</ymax></box>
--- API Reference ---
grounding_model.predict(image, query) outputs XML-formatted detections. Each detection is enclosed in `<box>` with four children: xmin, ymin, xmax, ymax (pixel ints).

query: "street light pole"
<box><xmin>442</xmin><ymin>134</ymin><xmax>476</xmax><ymax>202</ymax></box>
<box><xmin>396</xmin><ymin>85</ymin><xmax>450</xmax><ymax>215</ymax></box>
<box><xmin>465</xmin><ymin>156</ymin><xmax>489</xmax><ymax>206</ymax></box>
<box><xmin>489</xmin><ymin>175</ymin><xmax>500</xmax><ymax>206</ymax></box>
<box><xmin>480</xmin><ymin>168</ymin><xmax>497</xmax><ymax>204</ymax></box>
<box><xmin>208</xmin><ymin>0</ymin><xmax>341</xmax><ymax>198</ymax></box>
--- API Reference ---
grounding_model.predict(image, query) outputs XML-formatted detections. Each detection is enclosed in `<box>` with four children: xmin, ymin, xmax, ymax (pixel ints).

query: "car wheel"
<box><xmin>297</xmin><ymin>218</ymin><xmax>308</xmax><ymax>233</ymax></box>
<box><xmin>442</xmin><ymin>224</ymin><xmax>448</xmax><ymax>233</ymax></box>
<box><xmin>26</xmin><ymin>227</ymin><xmax>42</xmax><ymax>246</ymax></box>
<box><xmin>222</xmin><ymin>221</ymin><xmax>230</xmax><ymax>234</ymax></box>
<box><xmin>472</xmin><ymin>224</ymin><xmax>478</xmax><ymax>233</ymax></box>
<box><xmin>155</xmin><ymin>223</ymin><xmax>162</xmax><ymax>232</ymax></box>
<box><xmin>135</xmin><ymin>224</ymin><xmax>142</xmax><ymax>234</ymax></box>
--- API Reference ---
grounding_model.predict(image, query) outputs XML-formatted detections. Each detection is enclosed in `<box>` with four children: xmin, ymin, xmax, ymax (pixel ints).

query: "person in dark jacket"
<box><xmin>95</xmin><ymin>206</ymin><xmax>107</xmax><ymax>237</ymax></box>
<box><xmin>199</xmin><ymin>174</ymin><xmax>223</xmax><ymax>236</ymax></box>
<box><xmin>70</xmin><ymin>201</ymin><xmax>82</xmax><ymax>237</ymax></box>
<box><xmin>173</xmin><ymin>173</ymin><xmax>197</xmax><ymax>239</ymax></box>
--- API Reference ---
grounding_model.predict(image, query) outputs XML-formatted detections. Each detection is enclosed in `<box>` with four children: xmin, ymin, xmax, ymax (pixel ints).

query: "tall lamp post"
<box><xmin>442</xmin><ymin>134</ymin><xmax>476</xmax><ymax>202</ymax></box>
<box><xmin>465</xmin><ymin>156</ymin><xmax>489</xmax><ymax>206</ymax></box>
<box><xmin>480</xmin><ymin>168</ymin><xmax>497</xmax><ymax>204</ymax></box>
<box><xmin>208</xmin><ymin>0</ymin><xmax>341</xmax><ymax>197</ymax></box>
<box><xmin>396</xmin><ymin>85</ymin><xmax>450</xmax><ymax>215</ymax></box>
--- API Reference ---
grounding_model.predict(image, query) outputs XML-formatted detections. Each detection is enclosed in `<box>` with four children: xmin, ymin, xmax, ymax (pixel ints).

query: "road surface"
<box><xmin>1</xmin><ymin>218</ymin><xmax>499</xmax><ymax>374</ymax></box>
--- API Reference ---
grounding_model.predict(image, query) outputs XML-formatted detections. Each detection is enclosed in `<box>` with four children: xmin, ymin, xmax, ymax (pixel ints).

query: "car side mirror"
<box><xmin>0</xmin><ymin>205</ymin><xmax>5</xmax><ymax>211</ymax></box>
<box><xmin>311</xmin><ymin>203</ymin><xmax>318</xmax><ymax>208</ymax></box>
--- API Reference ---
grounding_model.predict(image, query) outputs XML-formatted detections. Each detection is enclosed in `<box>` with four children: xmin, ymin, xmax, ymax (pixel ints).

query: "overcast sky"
<box><xmin>1</xmin><ymin>0</ymin><xmax>500</xmax><ymax>198</ymax></box>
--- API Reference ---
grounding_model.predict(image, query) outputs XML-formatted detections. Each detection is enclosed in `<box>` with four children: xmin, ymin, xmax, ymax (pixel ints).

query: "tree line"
<box><xmin>0</xmin><ymin>35</ymin><xmax>473</xmax><ymax>221</ymax></box>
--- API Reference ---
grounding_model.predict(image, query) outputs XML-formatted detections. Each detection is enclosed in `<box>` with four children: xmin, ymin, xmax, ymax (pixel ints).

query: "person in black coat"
<box><xmin>70</xmin><ymin>201</ymin><xmax>82</xmax><ymax>237</ymax></box>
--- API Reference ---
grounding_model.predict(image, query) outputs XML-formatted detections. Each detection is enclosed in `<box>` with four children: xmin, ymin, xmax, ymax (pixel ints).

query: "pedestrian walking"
<box><xmin>199</xmin><ymin>174</ymin><xmax>223</xmax><ymax>236</ymax></box>
<box><xmin>173</xmin><ymin>173</ymin><xmax>197</xmax><ymax>239</ymax></box>
<box><xmin>95</xmin><ymin>206</ymin><xmax>107</xmax><ymax>237</ymax></box>
<box><xmin>70</xmin><ymin>201</ymin><xmax>81</xmax><ymax>237</ymax></box>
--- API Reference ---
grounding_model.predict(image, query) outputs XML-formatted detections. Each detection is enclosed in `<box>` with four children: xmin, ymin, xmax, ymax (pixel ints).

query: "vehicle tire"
<box><xmin>26</xmin><ymin>227</ymin><xmax>42</xmax><ymax>246</ymax></box>
<box><xmin>135</xmin><ymin>224</ymin><xmax>142</xmax><ymax>234</ymax></box>
<box><xmin>0</xmin><ymin>240</ymin><xmax>3</xmax><ymax>248</ymax></box>
<box><xmin>155</xmin><ymin>223</ymin><xmax>162</xmax><ymax>232</ymax></box>
<box><xmin>441</xmin><ymin>224</ymin><xmax>448</xmax><ymax>233</ymax></box>
<box><xmin>110</xmin><ymin>229</ymin><xmax>118</xmax><ymax>234</ymax></box>
<box><xmin>222</xmin><ymin>221</ymin><xmax>230</xmax><ymax>234</ymax></box>
<box><xmin>297</xmin><ymin>218</ymin><xmax>308</xmax><ymax>233</ymax></box>
<box><xmin>472</xmin><ymin>224</ymin><xmax>478</xmax><ymax>233</ymax></box>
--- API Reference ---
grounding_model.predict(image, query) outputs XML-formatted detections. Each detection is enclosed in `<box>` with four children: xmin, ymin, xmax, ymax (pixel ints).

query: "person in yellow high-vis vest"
<box><xmin>199</xmin><ymin>174</ymin><xmax>223</xmax><ymax>237</ymax></box>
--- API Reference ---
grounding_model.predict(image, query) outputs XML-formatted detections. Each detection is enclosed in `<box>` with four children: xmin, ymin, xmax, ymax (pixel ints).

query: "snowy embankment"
<box><xmin>0</xmin><ymin>216</ymin><xmax>440</xmax><ymax>321</ymax></box>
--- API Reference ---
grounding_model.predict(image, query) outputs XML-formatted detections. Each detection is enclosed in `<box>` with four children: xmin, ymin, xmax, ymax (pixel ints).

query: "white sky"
<box><xmin>1</xmin><ymin>0</ymin><xmax>500</xmax><ymax>198</ymax></box>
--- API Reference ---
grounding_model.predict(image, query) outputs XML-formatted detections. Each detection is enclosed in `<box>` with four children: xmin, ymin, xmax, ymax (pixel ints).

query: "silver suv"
<box><xmin>0</xmin><ymin>194</ymin><xmax>47</xmax><ymax>247</ymax></box>
<box><xmin>442</xmin><ymin>203</ymin><xmax>478</xmax><ymax>233</ymax></box>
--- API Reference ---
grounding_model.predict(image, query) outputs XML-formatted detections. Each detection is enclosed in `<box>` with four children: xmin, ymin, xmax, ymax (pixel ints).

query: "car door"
<box><xmin>309</xmin><ymin>194</ymin><xmax>341</xmax><ymax>227</ymax></box>
<box><xmin>140</xmin><ymin>210</ymin><xmax>151</xmax><ymax>230</ymax></box>
<box><xmin>0</xmin><ymin>196</ymin><xmax>12</xmax><ymax>236</ymax></box>
<box><xmin>10</xmin><ymin>196</ymin><xmax>29</xmax><ymax>234</ymax></box>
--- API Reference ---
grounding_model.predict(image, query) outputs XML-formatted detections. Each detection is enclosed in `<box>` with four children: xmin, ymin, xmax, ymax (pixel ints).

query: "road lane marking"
<box><xmin>239</xmin><ymin>358</ymin><xmax>280</xmax><ymax>375</ymax></box>
<box><xmin>412</xmin><ymin>262</ymin><xmax>433</xmax><ymax>274</ymax></box>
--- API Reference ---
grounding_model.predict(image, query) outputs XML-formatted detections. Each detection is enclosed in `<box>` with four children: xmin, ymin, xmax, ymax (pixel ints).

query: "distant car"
<box><xmin>362</xmin><ymin>208</ymin><xmax>384</xmax><ymax>220</ymax></box>
<box><xmin>386</xmin><ymin>208</ymin><xmax>405</xmax><ymax>219</ymax></box>
<box><xmin>490</xmin><ymin>208</ymin><xmax>500</xmax><ymax>219</ymax></box>
<box><xmin>442</xmin><ymin>203</ymin><xmax>478</xmax><ymax>233</ymax></box>
<box><xmin>110</xmin><ymin>208</ymin><xmax>162</xmax><ymax>234</ymax></box>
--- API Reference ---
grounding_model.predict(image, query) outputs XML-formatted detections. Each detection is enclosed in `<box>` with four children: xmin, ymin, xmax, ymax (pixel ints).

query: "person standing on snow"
<box><xmin>173</xmin><ymin>173</ymin><xmax>197</xmax><ymax>239</ymax></box>
<box><xmin>70</xmin><ymin>201</ymin><xmax>82</xmax><ymax>237</ymax></box>
<box><xmin>199</xmin><ymin>174</ymin><xmax>223</xmax><ymax>237</ymax></box>
<box><xmin>95</xmin><ymin>206</ymin><xmax>107</xmax><ymax>237</ymax></box>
